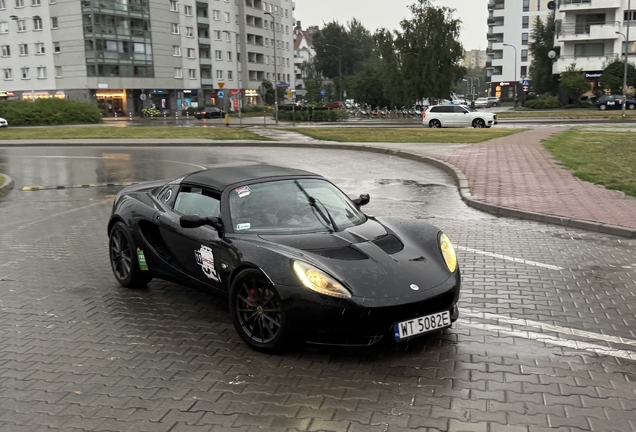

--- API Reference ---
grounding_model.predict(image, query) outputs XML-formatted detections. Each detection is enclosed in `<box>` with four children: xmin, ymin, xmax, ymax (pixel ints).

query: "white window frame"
<box><xmin>171</xmin><ymin>23</ymin><xmax>179</xmax><ymax>34</ymax></box>
<box><xmin>187</xmin><ymin>48</ymin><xmax>195</xmax><ymax>58</ymax></box>
<box><xmin>37</xmin><ymin>66</ymin><xmax>46</xmax><ymax>78</ymax></box>
<box><xmin>184</xmin><ymin>5</ymin><xmax>192</xmax><ymax>15</ymax></box>
<box><xmin>19</xmin><ymin>43</ymin><xmax>28</xmax><ymax>55</ymax></box>
<box><xmin>188</xmin><ymin>68</ymin><xmax>196</xmax><ymax>79</ymax></box>
<box><xmin>16</xmin><ymin>0</ymin><xmax>24</xmax><ymax>7</ymax></box>
<box><xmin>32</xmin><ymin>0</ymin><xmax>41</xmax><ymax>5</ymax></box>
<box><xmin>228</xmin><ymin>70</ymin><xmax>233</xmax><ymax>80</ymax></box>
<box><xmin>55</xmin><ymin>65</ymin><xmax>62</xmax><ymax>77</ymax></box>
<box><xmin>212</xmin><ymin>9</ymin><xmax>220</xmax><ymax>20</ymax></box>
<box><xmin>1</xmin><ymin>45</ymin><xmax>9</xmax><ymax>56</ymax></box>
<box><xmin>4</xmin><ymin>68</ymin><xmax>12</xmax><ymax>80</ymax></box>
<box><xmin>21</xmin><ymin>67</ymin><xmax>30</xmax><ymax>79</ymax></box>
<box><xmin>17</xmin><ymin>19</ymin><xmax>27</xmax><ymax>32</ymax></box>
<box><xmin>51</xmin><ymin>17</ymin><xmax>58</xmax><ymax>29</ymax></box>
<box><xmin>54</xmin><ymin>42</ymin><xmax>60</xmax><ymax>53</ymax></box>
<box><xmin>169</xmin><ymin>0</ymin><xmax>178</xmax><ymax>11</ymax></box>
<box><xmin>0</xmin><ymin>0</ymin><xmax>6</xmax><ymax>9</ymax></box>
<box><xmin>216</xmin><ymin>69</ymin><xmax>223</xmax><ymax>79</ymax></box>
<box><xmin>174</xmin><ymin>67</ymin><xmax>183</xmax><ymax>78</ymax></box>
<box><xmin>214</xmin><ymin>30</ymin><xmax>221</xmax><ymax>40</ymax></box>
<box><xmin>34</xmin><ymin>17</ymin><xmax>43</xmax><ymax>30</ymax></box>
<box><xmin>173</xmin><ymin>45</ymin><xmax>181</xmax><ymax>56</ymax></box>
<box><xmin>36</xmin><ymin>42</ymin><xmax>45</xmax><ymax>54</ymax></box>
<box><xmin>185</xmin><ymin>26</ymin><xmax>193</xmax><ymax>37</ymax></box>
<box><xmin>224</xmin><ymin>12</ymin><xmax>230</xmax><ymax>22</ymax></box>
<box><xmin>0</xmin><ymin>22</ymin><xmax>7</xmax><ymax>33</ymax></box>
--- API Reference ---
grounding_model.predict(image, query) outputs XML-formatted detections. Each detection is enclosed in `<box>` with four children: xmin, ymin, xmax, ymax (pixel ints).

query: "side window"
<box><xmin>453</xmin><ymin>106</ymin><xmax>465</xmax><ymax>113</ymax></box>
<box><xmin>174</xmin><ymin>186</ymin><xmax>221</xmax><ymax>218</ymax></box>
<box><xmin>430</xmin><ymin>107</ymin><xmax>441</xmax><ymax>113</ymax></box>
<box><xmin>441</xmin><ymin>106</ymin><xmax>454</xmax><ymax>113</ymax></box>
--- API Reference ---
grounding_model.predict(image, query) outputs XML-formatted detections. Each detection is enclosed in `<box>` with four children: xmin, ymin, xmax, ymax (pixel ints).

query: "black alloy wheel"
<box><xmin>230</xmin><ymin>269</ymin><xmax>290</xmax><ymax>352</ymax></box>
<box><xmin>473</xmin><ymin>118</ymin><xmax>486</xmax><ymax>128</ymax></box>
<box><xmin>429</xmin><ymin>119</ymin><xmax>442</xmax><ymax>128</ymax></box>
<box><xmin>109</xmin><ymin>222</ymin><xmax>152</xmax><ymax>288</ymax></box>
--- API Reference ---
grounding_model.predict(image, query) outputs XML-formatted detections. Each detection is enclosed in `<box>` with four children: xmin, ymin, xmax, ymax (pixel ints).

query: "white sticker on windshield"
<box><xmin>234</xmin><ymin>186</ymin><xmax>251</xmax><ymax>198</ymax></box>
<box><xmin>236</xmin><ymin>223</ymin><xmax>251</xmax><ymax>231</ymax></box>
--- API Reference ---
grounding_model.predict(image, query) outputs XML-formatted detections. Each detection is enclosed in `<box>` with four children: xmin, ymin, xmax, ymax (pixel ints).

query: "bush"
<box><xmin>0</xmin><ymin>98</ymin><xmax>102</xmax><ymax>126</ymax></box>
<box><xmin>524</xmin><ymin>95</ymin><xmax>560</xmax><ymax>109</ymax></box>
<box><xmin>277</xmin><ymin>106</ymin><xmax>348</xmax><ymax>122</ymax></box>
<box><xmin>142</xmin><ymin>107</ymin><xmax>161</xmax><ymax>117</ymax></box>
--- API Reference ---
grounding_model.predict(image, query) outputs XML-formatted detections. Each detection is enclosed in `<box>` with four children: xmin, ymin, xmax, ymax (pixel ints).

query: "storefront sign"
<box><xmin>95</xmin><ymin>91</ymin><xmax>126</xmax><ymax>98</ymax></box>
<box><xmin>0</xmin><ymin>91</ymin><xmax>14</xmax><ymax>97</ymax></box>
<box><xmin>498</xmin><ymin>82</ymin><xmax>511</xmax><ymax>86</ymax></box>
<box><xmin>585</xmin><ymin>72</ymin><xmax>602</xmax><ymax>79</ymax></box>
<box><xmin>244</xmin><ymin>89</ymin><xmax>258</xmax><ymax>96</ymax></box>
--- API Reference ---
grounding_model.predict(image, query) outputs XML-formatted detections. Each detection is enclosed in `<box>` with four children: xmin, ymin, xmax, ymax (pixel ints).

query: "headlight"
<box><xmin>292</xmin><ymin>261</ymin><xmax>352</xmax><ymax>299</ymax></box>
<box><xmin>439</xmin><ymin>233</ymin><xmax>457</xmax><ymax>273</ymax></box>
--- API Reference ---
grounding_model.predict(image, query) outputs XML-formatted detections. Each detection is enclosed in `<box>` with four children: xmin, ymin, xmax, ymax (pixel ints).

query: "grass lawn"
<box><xmin>0</xmin><ymin>126</ymin><xmax>267</xmax><ymax>140</ymax></box>
<box><xmin>498</xmin><ymin>108</ymin><xmax>636</xmax><ymax>119</ymax></box>
<box><xmin>288</xmin><ymin>127</ymin><xmax>524</xmax><ymax>143</ymax></box>
<box><xmin>543</xmin><ymin>130</ymin><xmax>636</xmax><ymax>198</ymax></box>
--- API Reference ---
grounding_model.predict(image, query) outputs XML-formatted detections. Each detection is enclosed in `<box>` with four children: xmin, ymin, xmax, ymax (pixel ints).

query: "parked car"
<box><xmin>326</xmin><ymin>101</ymin><xmax>345</xmax><ymax>109</ymax></box>
<box><xmin>422</xmin><ymin>104</ymin><xmax>497</xmax><ymax>128</ymax></box>
<box><xmin>474</xmin><ymin>97</ymin><xmax>500</xmax><ymax>108</ymax></box>
<box><xmin>107</xmin><ymin>165</ymin><xmax>461</xmax><ymax>352</ymax></box>
<box><xmin>194</xmin><ymin>107</ymin><xmax>226</xmax><ymax>119</ymax></box>
<box><xmin>0</xmin><ymin>117</ymin><xmax>7</xmax><ymax>128</ymax></box>
<box><xmin>486</xmin><ymin>96</ymin><xmax>500</xmax><ymax>107</ymax></box>
<box><xmin>596</xmin><ymin>94</ymin><xmax>636</xmax><ymax>110</ymax></box>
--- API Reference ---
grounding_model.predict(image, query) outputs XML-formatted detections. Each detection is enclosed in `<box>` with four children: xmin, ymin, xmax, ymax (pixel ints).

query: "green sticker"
<box><xmin>137</xmin><ymin>248</ymin><xmax>149</xmax><ymax>271</ymax></box>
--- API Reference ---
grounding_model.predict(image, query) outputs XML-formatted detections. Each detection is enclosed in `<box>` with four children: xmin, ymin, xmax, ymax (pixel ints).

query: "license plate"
<box><xmin>394</xmin><ymin>310</ymin><xmax>451</xmax><ymax>341</ymax></box>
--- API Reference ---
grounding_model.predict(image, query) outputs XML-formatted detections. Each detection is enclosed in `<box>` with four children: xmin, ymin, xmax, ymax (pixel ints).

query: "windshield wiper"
<box><xmin>294</xmin><ymin>180</ymin><xmax>339</xmax><ymax>232</ymax></box>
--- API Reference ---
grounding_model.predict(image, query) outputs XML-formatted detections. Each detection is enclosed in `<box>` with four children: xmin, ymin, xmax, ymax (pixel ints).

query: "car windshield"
<box><xmin>228</xmin><ymin>179</ymin><xmax>367</xmax><ymax>234</ymax></box>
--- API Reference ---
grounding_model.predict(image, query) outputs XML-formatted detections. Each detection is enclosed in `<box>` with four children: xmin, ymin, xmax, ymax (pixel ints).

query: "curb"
<box><xmin>3</xmin><ymin>139</ymin><xmax>635</xmax><ymax>239</ymax></box>
<box><xmin>0</xmin><ymin>173</ymin><xmax>14</xmax><ymax>198</ymax></box>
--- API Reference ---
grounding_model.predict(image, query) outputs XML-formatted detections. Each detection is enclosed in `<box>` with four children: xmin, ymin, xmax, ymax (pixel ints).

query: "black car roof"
<box><xmin>182</xmin><ymin>165</ymin><xmax>320</xmax><ymax>191</ymax></box>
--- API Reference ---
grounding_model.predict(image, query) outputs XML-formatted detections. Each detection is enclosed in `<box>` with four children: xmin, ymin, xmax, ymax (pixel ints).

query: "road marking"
<box><xmin>459</xmin><ymin>308</ymin><xmax>636</xmax><ymax>361</ymax></box>
<box><xmin>461</xmin><ymin>309</ymin><xmax>636</xmax><ymax>347</ymax></box>
<box><xmin>456</xmin><ymin>245</ymin><xmax>564</xmax><ymax>270</ymax></box>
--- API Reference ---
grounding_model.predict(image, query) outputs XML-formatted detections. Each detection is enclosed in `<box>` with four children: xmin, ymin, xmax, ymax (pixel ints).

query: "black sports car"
<box><xmin>193</xmin><ymin>106</ymin><xmax>226</xmax><ymax>119</ymax></box>
<box><xmin>108</xmin><ymin>165</ymin><xmax>461</xmax><ymax>352</ymax></box>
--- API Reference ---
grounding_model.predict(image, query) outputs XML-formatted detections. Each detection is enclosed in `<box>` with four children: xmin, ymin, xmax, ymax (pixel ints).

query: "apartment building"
<box><xmin>0</xmin><ymin>0</ymin><xmax>294</xmax><ymax>116</ymax></box>
<box><xmin>486</xmin><ymin>0</ymin><xmax>551</xmax><ymax>98</ymax></box>
<box><xmin>292</xmin><ymin>22</ymin><xmax>316</xmax><ymax>98</ymax></box>
<box><xmin>552</xmin><ymin>0</ymin><xmax>635</xmax><ymax>90</ymax></box>
<box><xmin>462</xmin><ymin>49</ymin><xmax>488</xmax><ymax>69</ymax></box>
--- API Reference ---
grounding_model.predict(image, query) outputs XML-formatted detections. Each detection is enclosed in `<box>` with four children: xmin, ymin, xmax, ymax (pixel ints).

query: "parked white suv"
<box><xmin>422</xmin><ymin>105</ymin><xmax>497</xmax><ymax>128</ymax></box>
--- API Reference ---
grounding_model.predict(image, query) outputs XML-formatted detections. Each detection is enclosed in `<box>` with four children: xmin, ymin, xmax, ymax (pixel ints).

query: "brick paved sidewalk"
<box><xmin>437</xmin><ymin>127</ymin><xmax>636</xmax><ymax>231</ymax></box>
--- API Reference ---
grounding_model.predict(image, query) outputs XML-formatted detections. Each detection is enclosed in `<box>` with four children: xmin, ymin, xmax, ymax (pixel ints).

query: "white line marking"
<box><xmin>458</xmin><ymin>320</ymin><xmax>636</xmax><ymax>361</ymax></box>
<box><xmin>460</xmin><ymin>309</ymin><xmax>636</xmax><ymax>347</ymax></box>
<box><xmin>456</xmin><ymin>245</ymin><xmax>564</xmax><ymax>270</ymax></box>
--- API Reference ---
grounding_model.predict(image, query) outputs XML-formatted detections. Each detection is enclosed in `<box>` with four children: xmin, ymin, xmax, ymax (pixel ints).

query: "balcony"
<box><xmin>558</xmin><ymin>0</ymin><xmax>620</xmax><ymax>11</ymax></box>
<box><xmin>197</xmin><ymin>16</ymin><xmax>209</xmax><ymax>25</ymax></box>
<box><xmin>488</xmin><ymin>0</ymin><xmax>504</xmax><ymax>10</ymax></box>
<box><xmin>199</xmin><ymin>58</ymin><xmax>212</xmax><ymax>66</ymax></box>
<box><xmin>553</xmin><ymin>53</ymin><xmax>618</xmax><ymax>73</ymax></box>
<box><xmin>198</xmin><ymin>37</ymin><xmax>211</xmax><ymax>45</ymax></box>
<box><xmin>558</xmin><ymin>21</ymin><xmax>620</xmax><ymax>41</ymax></box>
<box><xmin>202</xmin><ymin>78</ymin><xmax>214</xmax><ymax>86</ymax></box>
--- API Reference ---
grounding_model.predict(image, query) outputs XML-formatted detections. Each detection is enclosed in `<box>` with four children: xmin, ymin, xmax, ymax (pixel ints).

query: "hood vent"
<box><xmin>372</xmin><ymin>234</ymin><xmax>404</xmax><ymax>255</ymax></box>
<box><xmin>306</xmin><ymin>246</ymin><xmax>369</xmax><ymax>261</ymax></box>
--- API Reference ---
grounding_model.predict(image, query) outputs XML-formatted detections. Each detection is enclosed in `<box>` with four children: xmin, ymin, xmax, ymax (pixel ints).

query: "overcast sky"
<box><xmin>294</xmin><ymin>0</ymin><xmax>488</xmax><ymax>51</ymax></box>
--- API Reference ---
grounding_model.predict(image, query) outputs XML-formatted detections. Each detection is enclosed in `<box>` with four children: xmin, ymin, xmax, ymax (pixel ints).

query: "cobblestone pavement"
<box><xmin>0</xmin><ymin>146</ymin><xmax>635</xmax><ymax>432</ymax></box>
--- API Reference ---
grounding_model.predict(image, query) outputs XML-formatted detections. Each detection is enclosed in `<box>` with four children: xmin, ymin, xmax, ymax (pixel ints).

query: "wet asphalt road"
<box><xmin>0</xmin><ymin>146</ymin><xmax>635</xmax><ymax>431</ymax></box>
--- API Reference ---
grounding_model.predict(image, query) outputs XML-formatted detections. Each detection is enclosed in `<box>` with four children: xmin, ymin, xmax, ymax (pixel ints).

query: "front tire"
<box><xmin>429</xmin><ymin>119</ymin><xmax>442</xmax><ymax>128</ymax></box>
<box><xmin>230</xmin><ymin>269</ymin><xmax>291</xmax><ymax>353</ymax></box>
<box><xmin>109</xmin><ymin>221</ymin><xmax>152</xmax><ymax>288</ymax></box>
<box><xmin>627</xmin><ymin>103</ymin><xmax>635</xmax><ymax>110</ymax></box>
<box><xmin>472</xmin><ymin>118</ymin><xmax>486</xmax><ymax>128</ymax></box>
<box><xmin>599</xmin><ymin>104</ymin><xmax>607</xmax><ymax>110</ymax></box>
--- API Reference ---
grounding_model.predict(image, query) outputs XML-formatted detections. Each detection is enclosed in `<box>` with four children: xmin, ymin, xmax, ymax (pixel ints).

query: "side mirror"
<box><xmin>180</xmin><ymin>215</ymin><xmax>224</xmax><ymax>236</ymax></box>
<box><xmin>352</xmin><ymin>194</ymin><xmax>370</xmax><ymax>209</ymax></box>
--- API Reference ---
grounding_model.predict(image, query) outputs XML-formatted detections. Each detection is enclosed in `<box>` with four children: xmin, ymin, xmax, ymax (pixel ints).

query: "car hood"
<box><xmin>257</xmin><ymin>218</ymin><xmax>453</xmax><ymax>300</ymax></box>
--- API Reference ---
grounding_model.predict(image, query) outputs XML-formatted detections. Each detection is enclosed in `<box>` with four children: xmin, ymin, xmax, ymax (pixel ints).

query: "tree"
<box><xmin>529</xmin><ymin>14</ymin><xmax>559</xmax><ymax>95</ymax></box>
<box><xmin>560</xmin><ymin>64</ymin><xmax>591</xmax><ymax>103</ymax></box>
<box><xmin>599</xmin><ymin>59</ymin><xmax>636</xmax><ymax>94</ymax></box>
<box><xmin>392</xmin><ymin>0</ymin><xmax>465</xmax><ymax>102</ymax></box>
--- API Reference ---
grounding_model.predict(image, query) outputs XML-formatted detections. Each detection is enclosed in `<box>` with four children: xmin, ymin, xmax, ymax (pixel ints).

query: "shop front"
<box><xmin>244</xmin><ymin>89</ymin><xmax>259</xmax><ymax>106</ymax></box>
<box><xmin>177</xmin><ymin>90</ymin><xmax>199</xmax><ymax>111</ymax></box>
<box><xmin>95</xmin><ymin>90</ymin><xmax>127</xmax><ymax>117</ymax></box>
<box><xmin>490</xmin><ymin>81</ymin><xmax>514</xmax><ymax>99</ymax></box>
<box><xmin>148</xmin><ymin>89</ymin><xmax>172</xmax><ymax>114</ymax></box>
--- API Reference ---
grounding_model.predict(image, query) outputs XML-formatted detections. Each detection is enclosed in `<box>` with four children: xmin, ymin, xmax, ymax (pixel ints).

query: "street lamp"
<box><xmin>264</xmin><ymin>11</ymin><xmax>278</xmax><ymax>124</ymax></box>
<box><xmin>502</xmin><ymin>43</ymin><xmax>517</xmax><ymax>107</ymax></box>
<box><xmin>324</xmin><ymin>43</ymin><xmax>343</xmax><ymax>101</ymax></box>
<box><xmin>225</xmin><ymin>30</ymin><xmax>243</xmax><ymax>126</ymax></box>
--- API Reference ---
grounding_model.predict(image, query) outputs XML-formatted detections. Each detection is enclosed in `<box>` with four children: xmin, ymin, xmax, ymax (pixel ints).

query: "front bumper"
<box><xmin>277</xmin><ymin>272</ymin><xmax>461</xmax><ymax>346</ymax></box>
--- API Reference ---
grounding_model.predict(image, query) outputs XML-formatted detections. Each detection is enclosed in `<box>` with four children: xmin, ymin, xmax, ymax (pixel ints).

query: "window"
<box><xmin>33</xmin><ymin>17</ymin><xmax>43</xmax><ymax>30</ymax></box>
<box><xmin>188</xmin><ymin>68</ymin><xmax>196</xmax><ymax>79</ymax></box>
<box><xmin>172</xmin><ymin>23</ymin><xmax>179</xmax><ymax>34</ymax></box>
<box><xmin>226</xmin><ymin>31</ymin><xmax>231</xmax><ymax>42</ymax></box>
<box><xmin>55</xmin><ymin>65</ymin><xmax>62</xmax><ymax>77</ymax></box>
<box><xmin>522</xmin><ymin>16</ymin><xmax>529</xmax><ymax>29</ymax></box>
<box><xmin>174</xmin><ymin>67</ymin><xmax>183</xmax><ymax>78</ymax></box>
<box><xmin>521</xmin><ymin>49</ymin><xmax>528</xmax><ymax>62</ymax></box>
<box><xmin>19</xmin><ymin>43</ymin><xmax>28</xmax><ymax>55</ymax></box>
<box><xmin>216</xmin><ymin>69</ymin><xmax>223</xmax><ymax>79</ymax></box>
<box><xmin>16</xmin><ymin>0</ymin><xmax>24</xmax><ymax>6</ymax></box>
<box><xmin>169</xmin><ymin>0</ymin><xmax>178</xmax><ymax>11</ymax></box>
<box><xmin>54</xmin><ymin>41</ymin><xmax>60</xmax><ymax>53</ymax></box>
<box><xmin>521</xmin><ymin>33</ymin><xmax>528</xmax><ymax>45</ymax></box>
<box><xmin>32</xmin><ymin>0</ymin><xmax>40</xmax><ymax>4</ymax></box>
<box><xmin>213</xmin><ymin>9</ymin><xmax>220</xmax><ymax>20</ymax></box>
<box><xmin>36</xmin><ymin>42</ymin><xmax>44</xmax><ymax>54</ymax></box>
<box><xmin>4</xmin><ymin>68</ymin><xmax>12</xmax><ymax>79</ymax></box>
<box><xmin>173</xmin><ymin>45</ymin><xmax>181</xmax><ymax>56</ymax></box>
<box><xmin>51</xmin><ymin>17</ymin><xmax>58</xmax><ymax>28</ymax></box>
<box><xmin>0</xmin><ymin>0</ymin><xmax>5</xmax><ymax>8</ymax></box>
<box><xmin>184</xmin><ymin>5</ymin><xmax>192</xmax><ymax>15</ymax></box>
<box><xmin>1</xmin><ymin>45</ymin><xmax>9</xmax><ymax>56</ymax></box>
<box><xmin>186</xmin><ymin>26</ymin><xmax>193</xmax><ymax>37</ymax></box>
<box><xmin>214</xmin><ymin>30</ymin><xmax>221</xmax><ymax>40</ymax></box>
<box><xmin>0</xmin><ymin>22</ymin><xmax>7</xmax><ymax>33</ymax></box>
<box><xmin>224</xmin><ymin>12</ymin><xmax>230</xmax><ymax>22</ymax></box>
<box><xmin>228</xmin><ymin>70</ymin><xmax>233</xmax><ymax>80</ymax></box>
<box><xmin>21</xmin><ymin>67</ymin><xmax>29</xmax><ymax>79</ymax></box>
<box><xmin>187</xmin><ymin>48</ymin><xmax>195</xmax><ymax>58</ymax></box>
<box><xmin>227</xmin><ymin>51</ymin><xmax>232</xmax><ymax>61</ymax></box>
<box><xmin>215</xmin><ymin>50</ymin><xmax>222</xmax><ymax>60</ymax></box>
<box><xmin>37</xmin><ymin>66</ymin><xmax>46</xmax><ymax>78</ymax></box>
<box><xmin>174</xmin><ymin>187</ymin><xmax>220</xmax><ymax>218</ymax></box>
<box><xmin>575</xmin><ymin>43</ymin><xmax>604</xmax><ymax>57</ymax></box>
<box><xmin>520</xmin><ymin>65</ymin><xmax>527</xmax><ymax>77</ymax></box>
<box><xmin>523</xmin><ymin>0</ymin><xmax>529</xmax><ymax>12</ymax></box>
<box><xmin>625</xmin><ymin>10</ymin><xmax>636</xmax><ymax>21</ymax></box>
<box><xmin>17</xmin><ymin>19</ymin><xmax>27</xmax><ymax>32</ymax></box>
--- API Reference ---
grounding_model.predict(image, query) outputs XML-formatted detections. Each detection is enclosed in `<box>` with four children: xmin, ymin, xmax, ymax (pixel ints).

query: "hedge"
<box><xmin>276</xmin><ymin>106</ymin><xmax>348</xmax><ymax>122</ymax></box>
<box><xmin>0</xmin><ymin>99</ymin><xmax>102</xmax><ymax>126</ymax></box>
<box><xmin>524</xmin><ymin>95</ymin><xmax>560</xmax><ymax>109</ymax></box>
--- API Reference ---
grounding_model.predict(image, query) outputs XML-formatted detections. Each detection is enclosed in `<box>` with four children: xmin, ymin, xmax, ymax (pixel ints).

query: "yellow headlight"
<box><xmin>440</xmin><ymin>233</ymin><xmax>457</xmax><ymax>273</ymax></box>
<box><xmin>293</xmin><ymin>261</ymin><xmax>352</xmax><ymax>299</ymax></box>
